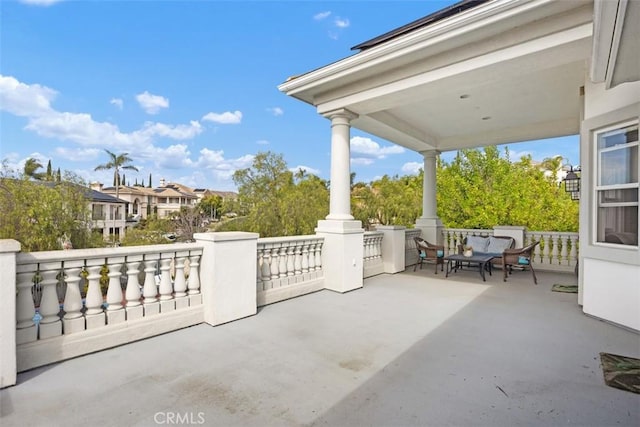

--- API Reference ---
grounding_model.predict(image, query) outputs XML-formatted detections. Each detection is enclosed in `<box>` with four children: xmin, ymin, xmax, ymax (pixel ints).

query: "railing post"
<box><xmin>377</xmin><ymin>226</ymin><xmax>406</xmax><ymax>273</ymax></box>
<box><xmin>194</xmin><ymin>232</ymin><xmax>259</xmax><ymax>326</ymax></box>
<box><xmin>1</xmin><ymin>239</ymin><xmax>20</xmax><ymax>388</ymax></box>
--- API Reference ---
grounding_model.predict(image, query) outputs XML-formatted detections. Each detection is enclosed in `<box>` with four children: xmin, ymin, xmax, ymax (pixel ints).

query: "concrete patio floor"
<box><xmin>1</xmin><ymin>268</ymin><xmax>639</xmax><ymax>427</ymax></box>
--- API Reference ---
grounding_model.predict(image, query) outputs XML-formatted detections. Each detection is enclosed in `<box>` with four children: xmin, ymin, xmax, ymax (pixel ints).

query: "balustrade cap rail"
<box><xmin>257</xmin><ymin>235</ymin><xmax>324</xmax><ymax>245</ymax></box>
<box><xmin>16</xmin><ymin>242</ymin><xmax>204</xmax><ymax>265</ymax></box>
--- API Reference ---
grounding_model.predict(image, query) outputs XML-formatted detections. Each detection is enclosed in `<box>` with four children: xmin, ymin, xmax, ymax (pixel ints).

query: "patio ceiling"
<box><xmin>279</xmin><ymin>0</ymin><xmax>595</xmax><ymax>153</ymax></box>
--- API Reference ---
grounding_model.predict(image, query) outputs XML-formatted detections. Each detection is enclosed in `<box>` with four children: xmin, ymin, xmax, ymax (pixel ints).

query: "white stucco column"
<box><xmin>415</xmin><ymin>150</ymin><xmax>443</xmax><ymax>244</ymax></box>
<box><xmin>316</xmin><ymin>108</ymin><xmax>364</xmax><ymax>294</ymax></box>
<box><xmin>324</xmin><ymin>108</ymin><xmax>358</xmax><ymax>220</ymax></box>
<box><xmin>0</xmin><ymin>239</ymin><xmax>20</xmax><ymax>389</ymax></box>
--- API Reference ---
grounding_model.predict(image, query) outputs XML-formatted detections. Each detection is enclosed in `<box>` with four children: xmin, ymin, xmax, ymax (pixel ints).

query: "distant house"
<box><xmin>87</xmin><ymin>188</ymin><xmax>127</xmax><ymax>240</ymax></box>
<box><xmin>93</xmin><ymin>180</ymin><xmax>236</xmax><ymax>220</ymax></box>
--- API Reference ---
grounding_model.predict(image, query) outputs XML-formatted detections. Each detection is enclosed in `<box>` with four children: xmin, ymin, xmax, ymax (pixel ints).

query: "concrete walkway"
<box><xmin>1</xmin><ymin>270</ymin><xmax>638</xmax><ymax>427</ymax></box>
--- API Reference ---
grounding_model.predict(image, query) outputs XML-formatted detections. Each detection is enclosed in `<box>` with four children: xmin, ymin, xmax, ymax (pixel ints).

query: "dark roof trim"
<box><xmin>351</xmin><ymin>0</ymin><xmax>490</xmax><ymax>51</ymax></box>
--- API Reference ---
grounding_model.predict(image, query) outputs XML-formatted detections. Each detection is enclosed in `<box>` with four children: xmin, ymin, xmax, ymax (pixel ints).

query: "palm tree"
<box><xmin>94</xmin><ymin>149</ymin><xmax>139</xmax><ymax>239</ymax></box>
<box><xmin>23</xmin><ymin>158</ymin><xmax>45</xmax><ymax>180</ymax></box>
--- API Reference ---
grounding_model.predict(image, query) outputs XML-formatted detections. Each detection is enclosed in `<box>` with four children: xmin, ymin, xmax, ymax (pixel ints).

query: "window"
<box><xmin>595</xmin><ymin>122</ymin><xmax>639</xmax><ymax>246</ymax></box>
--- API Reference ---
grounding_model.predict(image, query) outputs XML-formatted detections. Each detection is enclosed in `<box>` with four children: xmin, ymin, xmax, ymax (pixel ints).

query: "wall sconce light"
<box><xmin>564</xmin><ymin>166</ymin><xmax>581</xmax><ymax>200</ymax></box>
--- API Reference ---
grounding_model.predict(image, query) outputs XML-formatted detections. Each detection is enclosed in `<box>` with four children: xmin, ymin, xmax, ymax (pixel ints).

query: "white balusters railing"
<box><xmin>363</xmin><ymin>231</ymin><xmax>384</xmax><ymax>278</ymax></box>
<box><xmin>256</xmin><ymin>236</ymin><xmax>324</xmax><ymax>306</ymax></box>
<box><xmin>15</xmin><ymin>243</ymin><xmax>204</xmax><ymax>343</ymax></box>
<box><xmin>440</xmin><ymin>228</ymin><xmax>579</xmax><ymax>272</ymax></box>
<box><xmin>526</xmin><ymin>231</ymin><xmax>579</xmax><ymax>272</ymax></box>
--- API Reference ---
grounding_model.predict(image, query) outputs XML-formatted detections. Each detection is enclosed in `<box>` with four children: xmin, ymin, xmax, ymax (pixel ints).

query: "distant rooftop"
<box><xmin>351</xmin><ymin>0</ymin><xmax>490</xmax><ymax>51</ymax></box>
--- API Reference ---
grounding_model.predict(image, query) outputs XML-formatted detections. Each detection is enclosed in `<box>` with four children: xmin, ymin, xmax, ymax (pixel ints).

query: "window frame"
<box><xmin>593</xmin><ymin>120</ymin><xmax>639</xmax><ymax>248</ymax></box>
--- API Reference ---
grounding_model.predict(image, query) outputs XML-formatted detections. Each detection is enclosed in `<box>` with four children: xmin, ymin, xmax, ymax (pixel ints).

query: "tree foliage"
<box><xmin>230</xmin><ymin>152</ymin><xmax>329</xmax><ymax>237</ymax></box>
<box><xmin>436</xmin><ymin>147</ymin><xmax>578</xmax><ymax>231</ymax></box>
<box><xmin>0</xmin><ymin>163</ymin><xmax>94</xmax><ymax>251</ymax></box>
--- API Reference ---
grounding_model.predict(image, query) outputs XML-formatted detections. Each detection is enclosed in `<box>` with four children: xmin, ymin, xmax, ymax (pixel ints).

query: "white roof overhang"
<box><xmin>279</xmin><ymin>0</ymin><xmax>594</xmax><ymax>153</ymax></box>
<box><xmin>591</xmin><ymin>0</ymin><xmax>640</xmax><ymax>88</ymax></box>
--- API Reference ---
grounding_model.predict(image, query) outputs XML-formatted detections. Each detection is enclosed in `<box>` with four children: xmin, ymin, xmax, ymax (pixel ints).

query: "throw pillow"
<box><xmin>486</xmin><ymin>236</ymin><xmax>513</xmax><ymax>254</ymax></box>
<box><xmin>466</xmin><ymin>236</ymin><xmax>489</xmax><ymax>253</ymax></box>
<box><xmin>518</xmin><ymin>256</ymin><xmax>530</xmax><ymax>265</ymax></box>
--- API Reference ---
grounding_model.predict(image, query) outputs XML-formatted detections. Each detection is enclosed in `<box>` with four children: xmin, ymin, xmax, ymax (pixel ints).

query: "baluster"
<box><xmin>270</xmin><ymin>247</ymin><xmax>280</xmax><ymax>280</ymax></box>
<box><xmin>174</xmin><ymin>254</ymin><xmax>189</xmax><ymax>310</ymax></box>
<box><xmin>315</xmin><ymin>242</ymin><xmax>323</xmax><ymax>271</ymax></box>
<box><xmin>286</xmin><ymin>245</ymin><xmax>295</xmax><ymax>276</ymax></box>
<box><xmin>377</xmin><ymin>236</ymin><xmax>383</xmax><ymax>258</ymax></box>
<box><xmin>173</xmin><ymin>255</ymin><xmax>187</xmax><ymax>298</ymax></box>
<box><xmin>301</xmin><ymin>244</ymin><xmax>309</xmax><ymax>273</ymax></box>
<box><xmin>142</xmin><ymin>257</ymin><xmax>160</xmax><ymax>316</ymax></box>
<box><xmin>294</xmin><ymin>244</ymin><xmax>303</xmax><ymax>275</ymax></box>
<box><xmin>143</xmin><ymin>259</ymin><xmax>158</xmax><ymax>303</ymax></box>
<box><xmin>159</xmin><ymin>256</ymin><xmax>175</xmax><ymax>313</ymax></box>
<box><xmin>260</xmin><ymin>247</ymin><xmax>272</xmax><ymax>284</ymax></box>
<box><xmin>106</xmin><ymin>258</ymin><xmax>125</xmax><ymax>325</ymax></box>
<box><xmin>550</xmin><ymin>234</ymin><xmax>560</xmax><ymax>266</ymax></box>
<box><xmin>106</xmin><ymin>261</ymin><xmax>123</xmax><ymax>311</ymax></box>
<box><xmin>188</xmin><ymin>254</ymin><xmax>201</xmax><ymax>295</ymax></box>
<box><xmin>38</xmin><ymin>267</ymin><xmax>62</xmax><ymax>339</ymax></box>
<box><xmin>278</xmin><ymin>246</ymin><xmax>288</xmax><ymax>278</ymax></box>
<box><xmin>560</xmin><ymin>235</ymin><xmax>569</xmax><ymax>266</ymax></box>
<box><xmin>569</xmin><ymin>236</ymin><xmax>578</xmax><ymax>267</ymax></box>
<box><xmin>308</xmin><ymin>243</ymin><xmax>316</xmax><ymax>271</ymax></box>
<box><xmin>84</xmin><ymin>264</ymin><xmax>106</xmax><ymax>329</ymax></box>
<box><xmin>125</xmin><ymin>259</ymin><xmax>142</xmax><ymax>306</ymax></box>
<box><xmin>159</xmin><ymin>257</ymin><xmax>173</xmax><ymax>300</ymax></box>
<box><xmin>62</xmin><ymin>266</ymin><xmax>85</xmax><ymax>334</ymax></box>
<box><xmin>16</xmin><ymin>271</ymin><xmax>37</xmax><ymax>343</ymax></box>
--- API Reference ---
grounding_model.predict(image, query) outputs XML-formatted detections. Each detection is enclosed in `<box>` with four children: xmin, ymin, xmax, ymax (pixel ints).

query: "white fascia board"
<box><xmin>279</xmin><ymin>0</ymin><xmax>564</xmax><ymax>98</ymax></box>
<box><xmin>590</xmin><ymin>0</ymin><xmax>621</xmax><ymax>83</ymax></box>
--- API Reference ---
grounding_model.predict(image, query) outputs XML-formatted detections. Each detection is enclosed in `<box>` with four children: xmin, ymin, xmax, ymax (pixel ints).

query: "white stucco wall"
<box><xmin>583</xmin><ymin>258</ymin><xmax>640</xmax><ymax>331</ymax></box>
<box><xmin>580</xmin><ymin>78</ymin><xmax>639</xmax><ymax>331</ymax></box>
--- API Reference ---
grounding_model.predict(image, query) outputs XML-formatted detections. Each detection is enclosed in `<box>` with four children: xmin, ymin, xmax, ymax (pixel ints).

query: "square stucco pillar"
<box><xmin>416</xmin><ymin>150</ymin><xmax>443</xmax><ymax>245</ymax></box>
<box><xmin>316</xmin><ymin>220</ymin><xmax>364</xmax><ymax>293</ymax></box>
<box><xmin>376</xmin><ymin>225</ymin><xmax>406</xmax><ymax>273</ymax></box>
<box><xmin>194</xmin><ymin>232</ymin><xmax>259</xmax><ymax>326</ymax></box>
<box><xmin>0</xmin><ymin>239</ymin><xmax>20</xmax><ymax>389</ymax></box>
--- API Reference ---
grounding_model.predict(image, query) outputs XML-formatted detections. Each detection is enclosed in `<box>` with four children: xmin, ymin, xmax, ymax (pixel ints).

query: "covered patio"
<box><xmin>1</xmin><ymin>269</ymin><xmax>638</xmax><ymax>427</ymax></box>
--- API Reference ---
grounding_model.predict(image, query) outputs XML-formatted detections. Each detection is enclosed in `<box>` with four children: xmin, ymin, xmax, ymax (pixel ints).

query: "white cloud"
<box><xmin>19</xmin><ymin>0</ymin><xmax>64</xmax><ymax>6</ymax></box>
<box><xmin>110</xmin><ymin>98</ymin><xmax>123</xmax><ymax>110</ymax></box>
<box><xmin>314</xmin><ymin>11</ymin><xmax>331</xmax><ymax>20</ymax></box>
<box><xmin>0</xmin><ymin>75</ymin><xmax>56</xmax><ymax>117</ymax></box>
<box><xmin>55</xmin><ymin>147</ymin><xmax>102</xmax><ymax>162</ymax></box>
<box><xmin>136</xmin><ymin>91</ymin><xmax>169</xmax><ymax>114</ymax></box>
<box><xmin>351</xmin><ymin>158</ymin><xmax>374</xmax><ymax>166</ymax></box>
<box><xmin>351</xmin><ymin>136</ymin><xmax>405</xmax><ymax>159</ymax></box>
<box><xmin>334</xmin><ymin>17</ymin><xmax>350</xmax><ymax>28</ymax></box>
<box><xmin>401</xmin><ymin>162</ymin><xmax>423</xmax><ymax>175</ymax></box>
<box><xmin>267</xmin><ymin>107</ymin><xmax>283</xmax><ymax>116</ymax></box>
<box><xmin>202</xmin><ymin>110</ymin><xmax>243</xmax><ymax>124</ymax></box>
<box><xmin>256</xmin><ymin>139</ymin><xmax>270</xmax><ymax>145</ymax></box>
<box><xmin>290</xmin><ymin>165</ymin><xmax>321</xmax><ymax>176</ymax></box>
<box><xmin>135</xmin><ymin>121</ymin><xmax>203</xmax><ymax>141</ymax></box>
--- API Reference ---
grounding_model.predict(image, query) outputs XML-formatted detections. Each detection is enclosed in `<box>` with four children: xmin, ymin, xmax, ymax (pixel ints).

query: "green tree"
<box><xmin>230</xmin><ymin>152</ymin><xmax>328</xmax><ymax>237</ymax></box>
<box><xmin>46</xmin><ymin>160</ymin><xmax>53</xmax><ymax>181</ymax></box>
<box><xmin>199</xmin><ymin>194</ymin><xmax>223</xmax><ymax>220</ymax></box>
<box><xmin>23</xmin><ymin>158</ymin><xmax>45</xmax><ymax>180</ymax></box>
<box><xmin>1</xmin><ymin>163</ymin><xmax>93</xmax><ymax>251</ymax></box>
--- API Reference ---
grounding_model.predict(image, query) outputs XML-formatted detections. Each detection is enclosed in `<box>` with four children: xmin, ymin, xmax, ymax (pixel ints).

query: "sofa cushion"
<box><xmin>486</xmin><ymin>236</ymin><xmax>513</xmax><ymax>254</ymax></box>
<box><xmin>466</xmin><ymin>236</ymin><xmax>489</xmax><ymax>253</ymax></box>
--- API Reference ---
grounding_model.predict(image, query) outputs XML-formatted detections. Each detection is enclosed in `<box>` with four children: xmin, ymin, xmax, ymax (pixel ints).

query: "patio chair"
<box><xmin>414</xmin><ymin>237</ymin><xmax>445</xmax><ymax>274</ymax></box>
<box><xmin>502</xmin><ymin>241</ymin><xmax>540</xmax><ymax>284</ymax></box>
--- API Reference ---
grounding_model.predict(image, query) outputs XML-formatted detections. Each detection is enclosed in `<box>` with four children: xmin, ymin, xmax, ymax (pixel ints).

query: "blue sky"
<box><xmin>1</xmin><ymin>0</ymin><xmax>579</xmax><ymax>191</ymax></box>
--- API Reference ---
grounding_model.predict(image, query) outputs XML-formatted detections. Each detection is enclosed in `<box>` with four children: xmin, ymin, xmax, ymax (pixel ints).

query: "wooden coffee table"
<box><xmin>444</xmin><ymin>254</ymin><xmax>495</xmax><ymax>281</ymax></box>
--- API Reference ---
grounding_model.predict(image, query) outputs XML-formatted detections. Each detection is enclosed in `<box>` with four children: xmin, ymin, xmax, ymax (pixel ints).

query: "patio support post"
<box><xmin>316</xmin><ymin>108</ymin><xmax>364</xmax><ymax>293</ymax></box>
<box><xmin>0</xmin><ymin>239</ymin><xmax>20</xmax><ymax>389</ymax></box>
<box><xmin>415</xmin><ymin>150</ymin><xmax>443</xmax><ymax>245</ymax></box>
<box><xmin>194</xmin><ymin>232</ymin><xmax>259</xmax><ymax>326</ymax></box>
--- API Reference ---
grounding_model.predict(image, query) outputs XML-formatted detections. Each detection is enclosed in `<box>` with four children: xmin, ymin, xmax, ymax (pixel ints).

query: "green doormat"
<box><xmin>551</xmin><ymin>284</ymin><xmax>578</xmax><ymax>293</ymax></box>
<box><xmin>600</xmin><ymin>352</ymin><xmax>640</xmax><ymax>394</ymax></box>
